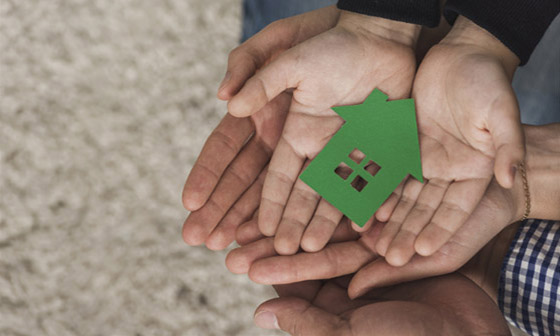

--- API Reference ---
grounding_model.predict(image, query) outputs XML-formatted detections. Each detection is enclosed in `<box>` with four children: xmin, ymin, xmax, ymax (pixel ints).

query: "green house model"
<box><xmin>300</xmin><ymin>89</ymin><xmax>423</xmax><ymax>227</ymax></box>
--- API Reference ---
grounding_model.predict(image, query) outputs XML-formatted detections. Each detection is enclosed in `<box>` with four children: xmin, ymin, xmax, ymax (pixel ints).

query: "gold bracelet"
<box><xmin>519</xmin><ymin>161</ymin><xmax>531</xmax><ymax>221</ymax></box>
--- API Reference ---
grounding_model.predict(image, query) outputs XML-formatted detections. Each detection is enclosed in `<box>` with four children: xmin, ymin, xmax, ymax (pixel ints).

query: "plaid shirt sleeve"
<box><xmin>498</xmin><ymin>219</ymin><xmax>560</xmax><ymax>336</ymax></box>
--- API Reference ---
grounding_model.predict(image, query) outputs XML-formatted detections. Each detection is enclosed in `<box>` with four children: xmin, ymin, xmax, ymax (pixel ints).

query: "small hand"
<box><xmin>225</xmin><ymin>8</ymin><xmax>421</xmax><ymax>255</ymax></box>
<box><xmin>375</xmin><ymin>16</ymin><xmax>525</xmax><ymax>266</ymax></box>
<box><xmin>254</xmin><ymin>274</ymin><xmax>511</xmax><ymax>335</ymax></box>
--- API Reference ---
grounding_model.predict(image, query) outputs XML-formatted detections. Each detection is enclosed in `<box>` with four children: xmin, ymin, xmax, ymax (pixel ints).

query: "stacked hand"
<box><xmin>226</xmin><ymin>167</ymin><xmax>523</xmax><ymax>298</ymax></box>
<box><xmin>253</xmin><ymin>274</ymin><xmax>511</xmax><ymax>335</ymax></box>
<box><xmin>183</xmin><ymin>6</ymin><xmax>422</xmax><ymax>254</ymax></box>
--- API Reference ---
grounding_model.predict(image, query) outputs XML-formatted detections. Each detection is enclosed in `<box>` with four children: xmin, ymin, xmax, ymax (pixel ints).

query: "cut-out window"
<box><xmin>335</xmin><ymin>162</ymin><xmax>353</xmax><ymax>180</ymax></box>
<box><xmin>348</xmin><ymin>148</ymin><xmax>365</xmax><ymax>164</ymax></box>
<box><xmin>364</xmin><ymin>160</ymin><xmax>381</xmax><ymax>177</ymax></box>
<box><xmin>351</xmin><ymin>175</ymin><xmax>368</xmax><ymax>192</ymax></box>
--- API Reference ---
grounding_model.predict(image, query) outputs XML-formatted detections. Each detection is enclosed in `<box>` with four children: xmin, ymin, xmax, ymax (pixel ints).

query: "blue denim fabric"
<box><xmin>241</xmin><ymin>1</ymin><xmax>559</xmax><ymax>124</ymax></box>
<box><xmin>241</xmin><ymin>0</ymin><xmax>336</xmax><ymax>42</ymax></box>
<box><xmin>513</xmin><ymin>15</ymin><xmax>560</xmax><ymax>125</ymax></box>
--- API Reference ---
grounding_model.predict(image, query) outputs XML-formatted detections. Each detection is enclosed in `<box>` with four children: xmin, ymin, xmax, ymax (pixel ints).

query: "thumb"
<box><xmin>228</xmin><ymin>50</ymin><xmax>300</xmax><ymax>118</ymax></box>
<box><xmin>488</xmin><ymin>92</ymin><xmax>525</xmax><ymax>189</ymax></box>
<box><xmin>254</xmin><ymin>297</ymin><xmax>348</xmax><ymax>336</ymax></box>
<box><xmin>219</xmin><ymin>6</ymin><xmax>340</xmax><ymax>101</ymax></box>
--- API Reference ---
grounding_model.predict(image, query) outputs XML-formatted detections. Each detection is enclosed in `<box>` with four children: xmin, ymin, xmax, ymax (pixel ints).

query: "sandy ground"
<box><xmin>0</xmin><ymin>0</ymin><xmax>283</xmax><ymax>335</ymax></box>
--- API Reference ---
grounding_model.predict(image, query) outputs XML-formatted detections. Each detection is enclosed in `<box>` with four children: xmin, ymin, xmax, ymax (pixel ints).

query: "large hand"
<box><xmin>181</xmin><ymin>6</ymin><xmax>342</xmax><ymax>249</ymax></box>
<box><xmin>181</xmin><ymin>93</ymin><xmax>289</xmax><ymax>249</ymax></box>
<box><xmin>254</xmin><ymin>274</ymin><xmax>511</xmax><ymax>335</ymax></box>
<box><xmin>225</xmin><ymin>8</ymin><xmax>421</xmax><ymax>256</ymax></box>
<box><xmin>374</xmin><ymin>16</ymin><xmax>525</xmax><ymax>266</ymax></box>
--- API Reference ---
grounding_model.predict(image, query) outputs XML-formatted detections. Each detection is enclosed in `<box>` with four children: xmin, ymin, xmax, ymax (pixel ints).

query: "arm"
<box><xmin>444</xmin><ymin>0</ymin><xmax>560</xmax><ymax>65</ymax></box>
<box><xmin>337</xmin><ymin>0</ymin><xmax>441</xmax><ymax>27</ymax></box>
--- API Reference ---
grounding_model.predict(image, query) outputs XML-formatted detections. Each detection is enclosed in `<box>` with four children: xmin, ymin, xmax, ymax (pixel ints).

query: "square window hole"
<box><xmin>348</xmin><ymin>148</ymin><xmax>365</xmax><ymax>164</ymax></box>
<box><xmin>351</xmin><ymin>175</ymin><xmax>368</xmax><ymax>192</ymax></box>
<box><xmin>364</xmin><ymin>160</ymin><xmax>381</xmax><ymax>177</ymax></box>
<box><xmin>335</xmin><ymin>162</ymin><xmax>353</xmax><ymax>180</ymax></box>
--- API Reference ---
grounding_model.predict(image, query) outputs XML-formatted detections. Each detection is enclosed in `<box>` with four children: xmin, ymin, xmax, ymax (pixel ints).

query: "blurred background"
<box><xmin>0</xmin><ymin>0</ymin><xmax>283</xmax><ymax>335</ymax></box>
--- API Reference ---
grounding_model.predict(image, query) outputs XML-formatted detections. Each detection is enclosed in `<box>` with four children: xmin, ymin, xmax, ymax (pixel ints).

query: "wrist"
<box><xmin>441</xmin><ymin>16</ymin><xmax>519</xmax><ymax>77</ymax></box>
<box><xmin>520</xmin><ymin>124</ymin><xmax>560</xmax><ymax>221</ymax></box>
<box><xmin>337</xmin><ymin>10</ymin><xmax>421</xmax><ymax>48</ymax></box>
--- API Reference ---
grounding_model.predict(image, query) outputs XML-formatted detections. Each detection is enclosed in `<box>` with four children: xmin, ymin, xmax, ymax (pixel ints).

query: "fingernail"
<box><xmin>218</xmin><ymin>71</ymin><xmax>231</xmax><ymax>91</ymax></box>
<box><xmin>254</xmin><ymin>311</ymin><xmax>279</xmax><ymax>329</ymax></box>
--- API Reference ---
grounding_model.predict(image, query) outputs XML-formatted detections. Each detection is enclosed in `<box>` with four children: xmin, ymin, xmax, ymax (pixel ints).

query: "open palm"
<box><xmin>226</xmin><ymin>12</ymin><xmax>419</xmax><ymax>256</ymax></box>
<box><xmin>375</xmin><ymin>24</ymin><xmax>524</xmax><ymax>266</ymax></box>
<box><xmin>255</xmin><ymin>274</ymin><xmax>510</xmax><ymax>335</ymax></box>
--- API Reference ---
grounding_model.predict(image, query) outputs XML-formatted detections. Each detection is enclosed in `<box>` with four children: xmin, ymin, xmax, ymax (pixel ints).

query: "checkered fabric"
<box><xmin>499</xmin><ymin>219</ymin><xmax>560</xmax><ymax>336</ymax></box>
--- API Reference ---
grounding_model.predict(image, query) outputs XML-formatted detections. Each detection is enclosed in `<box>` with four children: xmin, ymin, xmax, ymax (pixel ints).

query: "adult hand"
<box><xmin>225</xmin><ymin>8</ymin><xmax>421</xmax><ymax>256</ymax></box>
<box><xmin>374</xmin><ymin>15</ymin><xmax>525</xmax><ymax>266</ymax></box>
<box><xmin>181</xmin><ymin>94</ymin><xmax>288</xmax><ymax>249</ymax></box>
<box><xmin>254</xmin><ymin>274</ymin><xmax>511</xmax><ymax>335</ymax></box>
<box><xmin>181</xmin><ymin>6</ymin><xmax>342</xmax><ymax>249</ymax></box>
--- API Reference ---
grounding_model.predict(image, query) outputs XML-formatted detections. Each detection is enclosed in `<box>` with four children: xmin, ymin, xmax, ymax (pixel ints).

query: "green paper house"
<box><xmin>300</xmin><ymin>89</ymin><xmax>423</xmax><ymax>227</ymax></box>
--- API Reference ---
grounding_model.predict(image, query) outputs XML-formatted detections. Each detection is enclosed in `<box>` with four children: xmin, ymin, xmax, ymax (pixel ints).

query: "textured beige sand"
<box><xmin>0</xmin><ymin>0</ymin><xmax>282</xmax><ymax>335</ymax></box>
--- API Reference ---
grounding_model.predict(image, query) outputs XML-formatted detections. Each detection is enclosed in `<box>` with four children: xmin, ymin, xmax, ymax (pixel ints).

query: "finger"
<box><xmin>236</xmin><ymin>216</ymin><xmax>264</xmax><ymax>247</ymax></box>
<box><xmin>414</xmin><ymin>178</ymin><xmax>490</xmax><ymax>256</ymax></box>
<box><xmin>375</xmin><ymin>179</ymin><xmax>424</xmax><ymax>256</ymax></box>
<box><xmin>225</xmin><ymin>237</ymin><xmax>276</xmax><ymax>274</ymax></box>
<box><xmin>205</xmin><ymin>168</ymin><xmax>266</xmax><ymax>250</ymax></box>
<box><xmin>274</xmin><ymin>280</ymin><xmax>323</xmax><ymax>301</ymax></box>
<box><xmin>385</xmin><ymin>178</ymin><xmax>449</xmax><ymax>267</ymax></box>
<box><xmin>274</xmin><ymin>168</ymin><xmax>321</xmax><ymax>255</ymax></box>
<box><xmin>259</xmin><ymin>137</ymin><xmax>305</xmax><ymax>237</ymax></box>
<box><xmin>218</xmin><ymin>5</ymin><xmax>340</xmax><ymax>100</ymax></box>
<box><xmin>357</xmin><ymin>219</ymin><xmax>385</xmax><ymax>251</ymax></box>
<box><xmin>488</xmin><ymin>98</ymin><xmax>525</xmax><ymax>189</ymax></box>
<box><xmin>351</xmin><ymin>216</ymin><xmax>375</xmax><ymax>233</ymax></box>
<box><xmin>183</xmin><ymin>114</ymin><xmax>253</xmax><ymax>211</ymax></box>
<box><xmin>348</xmin><ymin>256</ymin><xmax>436</xmax><ymax>299</ymax></box>
<box><xmin>301</xmin><ymin>199</ymin><xmax>343</xmax><ymax>252</ymax></box>
<box><xmin>228</xmin><ymin>49</ymin><xmax>301</xmax><ymax>117</ymax></box>
<box><xmin>249</xmin><ymin>241</ymin><xmax>375</xmax><ymax>284</ymax></box>
<box><xmin>330</xmin><ymin>218</ymin><xmax>361</xmax><ymax>243</ymax></box>
<box><xmin>254</xmin><ymin>297</ymin><xmax>349</xmax><ymax>335</ymax></box>
<box><xmin>182</xmin><ymin>138</ymin><xmax>270</xmax><ymax>246</ymax></box>
<box><xmin>375</xmin><ymin>179</ymin><xmax>406</xmax><ymax>222</ymax></box>
<box><xmin>313</xmin><ymin>281</ymin><xmax>372</xmax><ymax>315</ymax></box>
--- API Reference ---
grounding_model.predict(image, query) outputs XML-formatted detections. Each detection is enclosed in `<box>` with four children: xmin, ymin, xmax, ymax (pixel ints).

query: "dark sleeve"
<box><xmin>337</xmin><ymin>0</ymin><xmax>440</xmax><ymax>27</ymax></box>
<box><xmin>444</xmin><ymin>0</ymin><xmax>560</xmax><ymax>65</ymax></box>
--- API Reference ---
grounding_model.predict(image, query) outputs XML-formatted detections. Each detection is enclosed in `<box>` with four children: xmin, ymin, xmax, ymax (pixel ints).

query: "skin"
<box><xmin>182</xmin><ymin>6</ymin><xmax>421</xmax><ymax>253</ymax></box>
<box><xmin>253</xmin><ymin>274</ymin><xmax>512</xmax><ymax>335</ymax></box>
<box><xmin>225</xmin><ymin>124</ymin><xmax>560</xmax><ymax>299</ymax></box>
<box><xmin>181</xmin><ymin>7</ymin><xmax>342</xmax><ymax>250</ymax></box>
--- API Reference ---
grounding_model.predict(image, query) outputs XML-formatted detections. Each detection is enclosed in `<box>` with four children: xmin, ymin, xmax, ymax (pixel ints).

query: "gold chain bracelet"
<box><xmin>519</xmin><ymin>161</ymin><xmax>531</xmax><ymax>221</ymax></box>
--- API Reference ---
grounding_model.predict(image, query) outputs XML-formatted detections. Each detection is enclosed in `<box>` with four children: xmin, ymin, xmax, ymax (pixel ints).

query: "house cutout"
<box><xmin>300</xmin><ymin>89</ymin><xmax>423</xmax><ymax>227</ymax></box>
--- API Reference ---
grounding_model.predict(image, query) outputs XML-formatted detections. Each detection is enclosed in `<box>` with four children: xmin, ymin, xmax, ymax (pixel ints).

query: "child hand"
<box><xmin>374</xmin><ymin>16</ymin><xmax>524</xmax><ymax>266</ymax></box>
<box><xmin>223</xmin><ymin>9</ymin><xmax>421</xmax><ymax>255</ymax></box>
